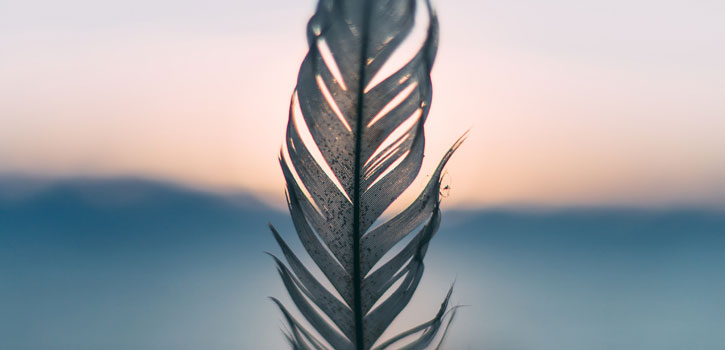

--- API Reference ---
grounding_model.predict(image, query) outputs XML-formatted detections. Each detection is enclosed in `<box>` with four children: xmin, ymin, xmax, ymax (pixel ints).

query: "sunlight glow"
<box><xmin>1</xmin><ymin>0</ymin><xmax>724</xmax><ymax>209</ymax></box>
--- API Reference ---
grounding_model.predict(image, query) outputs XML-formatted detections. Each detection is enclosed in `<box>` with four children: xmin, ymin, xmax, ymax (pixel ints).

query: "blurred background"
<box><xmin>1</xmin><ymin>0</ymin><xmax>724</xmax><ymax>349</ymax></box>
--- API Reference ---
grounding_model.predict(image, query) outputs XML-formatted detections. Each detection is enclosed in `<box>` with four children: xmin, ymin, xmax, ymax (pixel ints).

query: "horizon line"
<box><xmin>2</xmin><ymin>172</ymin><xmax>724</xmax><ymax>213</ymax></box>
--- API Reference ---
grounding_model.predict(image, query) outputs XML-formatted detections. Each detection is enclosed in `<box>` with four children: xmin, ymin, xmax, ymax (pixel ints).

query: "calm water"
<box><xmin>2</xmin><ymin>178</ymin><xmax>723</xmax><ymax>349</ymax></box>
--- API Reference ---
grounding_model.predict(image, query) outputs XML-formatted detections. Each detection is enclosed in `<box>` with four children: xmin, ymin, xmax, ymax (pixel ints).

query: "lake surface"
<box><xmin>2</xmin><ymin>178</ymin><xmax>723</xmax><ymax>349</ymax></box>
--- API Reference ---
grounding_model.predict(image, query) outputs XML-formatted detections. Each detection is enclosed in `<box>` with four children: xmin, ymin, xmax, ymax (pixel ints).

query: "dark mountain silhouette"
<box><xmin>1</xmin><ymin>176</ymin><xmax>287</xmax><ymax>255</ymax></box>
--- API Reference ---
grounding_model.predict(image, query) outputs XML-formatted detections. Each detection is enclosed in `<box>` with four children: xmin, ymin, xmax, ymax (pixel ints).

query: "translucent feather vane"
<box><xmin>269</xmin><ymin>0</ymin><xmax>465</xmax><ymax>349</ymax></box>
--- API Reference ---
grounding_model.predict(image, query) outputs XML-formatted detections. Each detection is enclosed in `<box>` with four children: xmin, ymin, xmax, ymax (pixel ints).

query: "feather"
<box><xmin>270</xmin><ymin>0</ymin><xmax>464</xmax><ymax>349</ymax></box>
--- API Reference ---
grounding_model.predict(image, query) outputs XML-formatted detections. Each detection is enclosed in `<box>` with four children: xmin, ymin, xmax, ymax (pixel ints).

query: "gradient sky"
<box><xmin>1</xmin><ymin>0</ymin><xmax>724</xmax><ymax>208</ymax></box>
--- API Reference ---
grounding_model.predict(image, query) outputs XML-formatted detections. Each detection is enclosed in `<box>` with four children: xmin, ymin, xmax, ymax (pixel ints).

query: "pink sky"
<box><xmin>1</xmin><ymin>0</ymin><xmax>724</xmax><ymax>208</ymax></box>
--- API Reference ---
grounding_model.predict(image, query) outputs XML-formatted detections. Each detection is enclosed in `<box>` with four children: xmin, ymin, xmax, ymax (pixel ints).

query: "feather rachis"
<box><xmin>270</xmin><ymin>0</ymin><xmax>464</xmax><ymax>349</ymax></box>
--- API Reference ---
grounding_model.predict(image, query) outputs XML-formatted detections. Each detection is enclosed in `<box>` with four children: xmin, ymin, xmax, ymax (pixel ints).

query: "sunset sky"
<box><xmin>2</xmin><ymin>0</ymin><xmax>724</xmax><ymax>208</ymax></box>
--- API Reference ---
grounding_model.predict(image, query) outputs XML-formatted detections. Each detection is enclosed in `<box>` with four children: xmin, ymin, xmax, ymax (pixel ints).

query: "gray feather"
<box><xmin>270</xmin><ymin>0</ymin><xmax>463</xmax><ymax>349</ymax></box>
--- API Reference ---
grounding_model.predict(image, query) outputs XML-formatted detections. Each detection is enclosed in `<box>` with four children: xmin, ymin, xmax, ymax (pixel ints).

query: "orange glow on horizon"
<box><xmin>1</xmin><ymin>0</ymin><xmax>724</xmax><ymax>209</ymax></box>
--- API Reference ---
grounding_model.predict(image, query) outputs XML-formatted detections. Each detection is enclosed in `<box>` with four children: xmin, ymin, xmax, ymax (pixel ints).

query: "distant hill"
<box><xmin>0</xmin><ymin>176</ymin><xmax>287</xmax><ymax>254</ymax></box>
<box><xmin>3</xmin><ymin>175</ymin><xmax>721</xmax><ymax>240</ymax></box>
